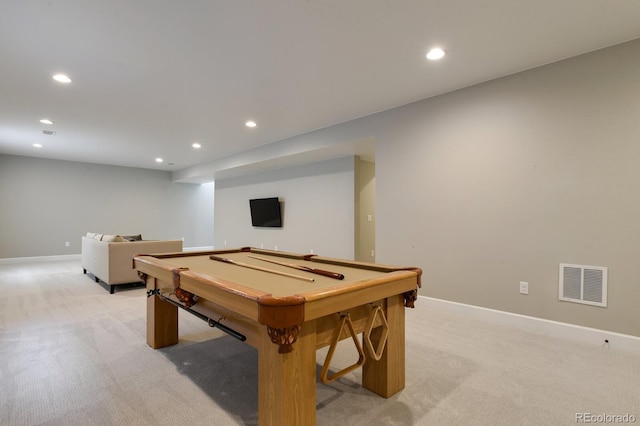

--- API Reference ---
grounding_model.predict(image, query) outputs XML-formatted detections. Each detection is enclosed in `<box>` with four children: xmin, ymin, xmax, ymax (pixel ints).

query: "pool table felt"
<box><xmin>157</xmin><ymin>251</ymin><xmax>402</xmax><ymax>297</ymax></box>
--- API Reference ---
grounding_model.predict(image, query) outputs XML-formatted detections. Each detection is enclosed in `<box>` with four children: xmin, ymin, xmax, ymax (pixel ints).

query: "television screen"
<box><xmin>249</xmin><ymin>197</ymin><xmax>282</xmax><ymax>227</ymax></box>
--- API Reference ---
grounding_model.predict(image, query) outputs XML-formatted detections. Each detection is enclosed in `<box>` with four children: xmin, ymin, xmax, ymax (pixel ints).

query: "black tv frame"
<box><xmin>249</xmin><ymin>197</ymin><xmax>282</xmax><ymax>228</ymax></box>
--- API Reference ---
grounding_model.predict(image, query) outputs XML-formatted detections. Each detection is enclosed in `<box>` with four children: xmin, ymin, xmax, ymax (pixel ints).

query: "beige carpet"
<box><xmin>0</xmin><ymin>258</ymin><xmax>638</xmax><ymax>425</ymax></box>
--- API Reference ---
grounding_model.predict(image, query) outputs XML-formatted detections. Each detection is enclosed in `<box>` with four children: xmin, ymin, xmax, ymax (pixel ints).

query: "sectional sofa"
<box><xmin>81</xmin><ymin>233</ymin><xmax>183</xmax><ymax>293</ymax></box>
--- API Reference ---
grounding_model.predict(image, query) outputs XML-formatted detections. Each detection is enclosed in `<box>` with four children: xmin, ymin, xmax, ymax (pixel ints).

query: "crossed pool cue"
<box><xmin>210</xmin><ymin>255</ymin><xmax>315</xmax><ymax>282</ymax></box>
<box><xmin>248</xmin><ymin>255</ymin><xmax>345</xmax><ymax>280</ymax></box>
<box><xmin>209</xmin><ymin>255</ymin><xmax>345</xmax><ymax>282</ymax></box>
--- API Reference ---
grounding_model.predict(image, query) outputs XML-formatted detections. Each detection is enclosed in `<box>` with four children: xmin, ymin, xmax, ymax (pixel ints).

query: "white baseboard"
<box><xmin>422</xmin><ymin>296</ymin><xmax>640</xmax><ymax>354</ymax></box>
<box><xmin>0</xmin><ymin>254</ymin><xmax>81</xmax><ymax>264</ymax></box>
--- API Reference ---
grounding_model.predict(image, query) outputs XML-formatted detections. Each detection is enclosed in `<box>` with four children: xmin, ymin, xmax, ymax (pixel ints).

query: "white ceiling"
<box><xmin>2</xmin><ymin>1</ymin><xmax>640</xmax><ymax>177</ymax></box>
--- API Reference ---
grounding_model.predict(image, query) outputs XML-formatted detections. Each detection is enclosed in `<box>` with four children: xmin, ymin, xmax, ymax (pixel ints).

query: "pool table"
<box><xmin>133</xmin><ymin>247</ymin><xmax>421</xmax><ymax>425</ymax></box>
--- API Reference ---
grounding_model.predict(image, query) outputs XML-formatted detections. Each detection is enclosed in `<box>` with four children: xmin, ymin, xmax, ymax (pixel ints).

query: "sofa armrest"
<box><xmin>81</xmin><ymin>236</ymin><xmax>111</xmax><ymax>281</ymax></box>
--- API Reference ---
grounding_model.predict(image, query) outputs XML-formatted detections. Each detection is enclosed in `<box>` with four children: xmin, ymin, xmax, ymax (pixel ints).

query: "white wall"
<box><xmin>355</xmin><ymin>157</ymin><xmax>375</xmax><ymax>262</ymax></box>
<box><xmin>0</xmin><ymin>155</ymin><xmax>214</xmax><ymax>258</ymax></box>
<box><xmin>374</xmin><ymin>39</ymin><xmax>640</xmax><ymax>337</ymax></box>
<box><xmin>214</xmin><ymin>157</ymin><xmax>354</xmax><ymax>259</ymax></box>
<box><xmin>208</xmin><ymin>39</ymin><xmax>640</xmax><ymax>337</ymax></box>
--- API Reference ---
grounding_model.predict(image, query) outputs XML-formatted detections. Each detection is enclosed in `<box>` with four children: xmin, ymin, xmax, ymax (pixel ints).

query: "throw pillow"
<box><xmin>101</xmin><ymin>234</ymin><xmax>126</xmax><ymax>242</ymax></box>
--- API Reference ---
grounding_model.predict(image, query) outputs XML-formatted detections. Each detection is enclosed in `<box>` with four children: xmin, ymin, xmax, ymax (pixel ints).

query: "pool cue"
<box><xmin>209</xmin><ymin>255</ymin><xmax>315</xmax><ymax>282</ymax></box>
<box><xmin>248</xmin><ymin>255</ymin><xmax>345</xmax><ymax>280</ymax></box>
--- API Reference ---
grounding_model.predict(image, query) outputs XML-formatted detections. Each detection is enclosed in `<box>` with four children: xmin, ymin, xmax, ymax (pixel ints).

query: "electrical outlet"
<box><xmin>65</xmin><ymin>241</ymin><xmax>70</xmax><ymax>247</ymax></box>
<box><xmin>519</xmin><ymin>281</ymin><xmax>529</xmax><ymax>295</ymax></box>
<box><xmin>310</xmin><ymin>249</ymin><xmax>314</xmax><ymax>254</ymax></box>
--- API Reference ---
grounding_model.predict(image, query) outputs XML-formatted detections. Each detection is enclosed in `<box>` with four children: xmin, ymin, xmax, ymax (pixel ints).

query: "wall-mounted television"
<box><xmin>249</xmin><ymin>197</ymin><xmax>282</xmax><ymax>227</ymax></box>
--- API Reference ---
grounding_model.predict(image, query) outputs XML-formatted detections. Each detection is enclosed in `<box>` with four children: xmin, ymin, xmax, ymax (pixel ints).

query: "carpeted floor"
<box><xmin>0</xmin><ymin>259</ymin><xmax>638</xmax><ymax>425</ymax></box>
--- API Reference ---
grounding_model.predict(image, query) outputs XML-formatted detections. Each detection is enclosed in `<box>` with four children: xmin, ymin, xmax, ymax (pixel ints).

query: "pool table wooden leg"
<box><xmin>362</xmin><ymin>294</ymin><xmax>406</xmax><ymax>397</ymax></box>
<box><xmin>146</xmin><ymin>277</ymin><xmax>179</xmax><ymax>349</ymax></box>
<box><xmin>258</xmin><ymin>320</ymin><xmax>317</xmax><ymax>426</ymax></box>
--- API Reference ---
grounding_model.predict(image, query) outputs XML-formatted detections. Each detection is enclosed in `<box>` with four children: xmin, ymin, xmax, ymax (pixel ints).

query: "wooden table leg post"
<box><xmin>362</xmin><ymin>294</ymin><xmax>406</xmax><ymax>397</ymax></box>
<box><xmin>258</xmin><ymin>321</ymin><xmax>317</xmax><ymax>425</ymax></box>
<box><xmin>146</xmin><ymin>277</ymin><xmax>179</xmax><ymax>349</ymax></box>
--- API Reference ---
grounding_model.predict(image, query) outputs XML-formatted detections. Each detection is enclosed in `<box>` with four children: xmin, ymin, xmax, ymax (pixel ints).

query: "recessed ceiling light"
<box><xmin>426</xmin><ymin>47</ymin><xmax>446</xmax><ymax>60</ymax></box>
<box><xmin>33</xmin><ymin>143</ymin><xmax>43</xmax><ymax>148</ymax></box>
<box><xmin>52</xmin><ymin>74</ymin><xmax>72</xmax><ymax>83</ymax></box>
<box><xmin>192</xmin><ymin>142</ymin><xmax>201</xmax><ymax>149</ymax></box>
<box><xmin>40</xmin><ymin>119</ymin><xmax>54</xmax><ymax>125</ymax></box>
<box><xmin>245</xmin><ymin>120</ymin><xmax>257</xmax><ymax>128</ymax></box>
<box><xmin>155</xmin><ymin>158</ymin><xmax>163</xmax><ymax>163</ymax></box>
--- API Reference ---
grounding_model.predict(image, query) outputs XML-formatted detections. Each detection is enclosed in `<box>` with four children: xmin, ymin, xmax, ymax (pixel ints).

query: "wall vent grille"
<box><xmin>559</xmin><ymin>263</ymin><xmax>607</xmax><ymax>307</ymax></box>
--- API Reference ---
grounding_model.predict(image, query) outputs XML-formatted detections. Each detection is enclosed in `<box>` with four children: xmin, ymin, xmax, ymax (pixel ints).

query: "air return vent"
<box><xmin>559</xmin><ymin>263</ymin><xmax>607</xmax><ymax>307</ymax></box>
